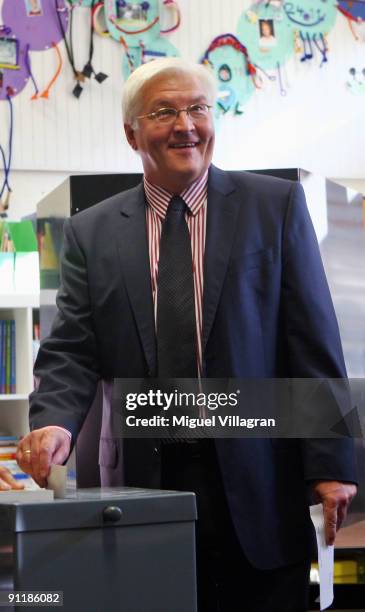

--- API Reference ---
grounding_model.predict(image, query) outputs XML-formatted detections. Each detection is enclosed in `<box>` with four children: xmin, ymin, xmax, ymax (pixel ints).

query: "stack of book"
<box><xmin>0</xmin><ymin>319</ymin><xmax>16</xmax><ymax>394</ymax></box>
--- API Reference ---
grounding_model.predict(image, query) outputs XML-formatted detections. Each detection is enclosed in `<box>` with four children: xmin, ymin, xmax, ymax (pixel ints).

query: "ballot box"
<box><xmin>0</xmin><ymin>487</ymin><xmax>197</xmax><ymax>612</ymax></box>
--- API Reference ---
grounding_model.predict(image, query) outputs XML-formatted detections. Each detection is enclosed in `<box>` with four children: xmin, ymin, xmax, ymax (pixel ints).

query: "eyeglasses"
<box><xmin>136</xmin><ymin>103</ymin><xmax>212</xmax><ymax>124</ymax></box>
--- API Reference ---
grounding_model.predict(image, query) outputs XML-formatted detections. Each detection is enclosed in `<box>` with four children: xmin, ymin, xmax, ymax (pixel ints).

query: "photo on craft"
<box><xmin>116</xmin><ymin>2</ymin><xmax>149</xmax><ymax>21</ymax></box>
<box><xmin>0</xmin><ymin>38</ymin><xmax>18</xmax><ymax>69</ymax></box>
<box><xmin>24</xmin><ymin>0</ymin><xmax>43</xmax><ymax>17</ymax></box>
<box><xmin>218</xmin><ymin>64</ymin><xmax>232</xmax><ymax>82</ymax></box>
<box><xmin>258</xmin><ymin>19</ymin><xmax>277</xmax><ymax>48</ymax></box>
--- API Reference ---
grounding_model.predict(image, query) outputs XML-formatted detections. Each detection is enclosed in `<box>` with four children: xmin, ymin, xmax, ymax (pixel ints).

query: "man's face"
<box><xmin>124</xmin><ymin>72</ymin><xmax>215</xmax><ymax>192</ymax></box>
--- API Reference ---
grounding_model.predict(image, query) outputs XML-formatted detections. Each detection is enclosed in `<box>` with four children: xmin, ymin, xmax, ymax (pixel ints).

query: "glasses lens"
<box><xmin>188</xmin><ymin>104</ymin><xmax>209</xmax><ymax>119</ymax></box>
<box><xmin>155</xmin><ymin>108</ymin><xmax>177</xmax><ymax>122</ymax></box>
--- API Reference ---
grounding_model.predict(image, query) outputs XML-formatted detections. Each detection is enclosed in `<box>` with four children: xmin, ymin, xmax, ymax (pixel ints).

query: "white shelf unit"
<box><xmin>0</xmin><ymin>295</ymin><xmax>39</xmax><ymax>437</ymax></box>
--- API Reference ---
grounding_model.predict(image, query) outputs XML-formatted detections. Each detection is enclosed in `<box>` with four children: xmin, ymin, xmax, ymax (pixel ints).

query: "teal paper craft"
<box><xmin>104</xmin><ymin>0</ymin><xmax>161</xmax><ymax>45</ymax></box>
<box><xmin>201</xmin><ymin>34</ymin><xmax>257</xmax><ymax>116</ymax></box>
<box><xmin>122</xmin><ymin>37</ymin><xmax>179</xmax><ymax>79</ymax></box>
<box><xmin>282</xmin><ymin>0</ymin><xmax>337</xmax><ymax>65</ymax></box>
<box><xmin>237</xmin><ymin>2</ymin><xmax>293</xmax><ymax>93</ymax></box>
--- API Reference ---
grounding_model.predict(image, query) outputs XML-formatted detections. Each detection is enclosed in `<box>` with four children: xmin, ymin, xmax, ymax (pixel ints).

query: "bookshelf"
<box><xmin>0</xmin><ymin>294</ymin><xmax>39</xmax><ymax>437</ymax></box>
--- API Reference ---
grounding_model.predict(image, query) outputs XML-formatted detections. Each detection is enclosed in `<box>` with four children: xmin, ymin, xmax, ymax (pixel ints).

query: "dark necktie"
<box><xmin>157</xmin><ymin>196</ymin><xmax>197</xmax><ymax>378</ymax></box>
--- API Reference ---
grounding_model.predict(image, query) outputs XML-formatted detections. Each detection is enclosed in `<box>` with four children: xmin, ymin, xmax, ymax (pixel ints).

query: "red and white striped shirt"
<box><xmin>144</xmin><ymin>170</ymin><xmax>208</xmax><ymax>374</ymax></box>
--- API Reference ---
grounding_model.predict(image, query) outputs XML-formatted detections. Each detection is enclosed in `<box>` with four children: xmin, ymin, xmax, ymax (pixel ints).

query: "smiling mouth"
<box><xmin>283</xmin><ymin>6</ymin><xmax>326</xmax><ymax>27</ymax></box>
<box><xmin>169</xmin><ymin>143</ymin><xmax>199</xmax><ymax>149</ymax></box>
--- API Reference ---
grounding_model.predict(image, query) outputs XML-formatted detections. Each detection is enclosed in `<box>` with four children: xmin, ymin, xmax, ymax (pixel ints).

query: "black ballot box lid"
<box><xmin>0</xmin><ymin>487</ymin><xmax>197</xmax><ymax>533</ymax></box>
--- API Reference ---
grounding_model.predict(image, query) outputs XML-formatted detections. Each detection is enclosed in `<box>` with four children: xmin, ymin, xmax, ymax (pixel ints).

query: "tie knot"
<box><xmin>168</xmin><ymin>196</ymin><xmax>187</xmax><ymax>215</ymax></box>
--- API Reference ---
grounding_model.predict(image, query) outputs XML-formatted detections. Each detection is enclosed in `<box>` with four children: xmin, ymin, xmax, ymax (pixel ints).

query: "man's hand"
<box><xmin>0</xmin><ymin>466</ymin><xmax>25</xmax><ymax>491</ymax></box>
<box><xmin>311</xmin><ymin>480</ymin><xmax>357</xmax><ymax>545</ymax></box>
<box><xmin>16</xmin><ymin>427</ymin><xmax>71</xmax><ymax>488</ymax></box>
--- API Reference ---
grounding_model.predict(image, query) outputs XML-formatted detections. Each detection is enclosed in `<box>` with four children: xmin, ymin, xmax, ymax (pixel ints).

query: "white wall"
<box><xmin>0</xmin><ymin>0</ymin><xmax>364</xmax><ymax>219</ymax></box>
<box><xmin>6</xmin><ymin>170</ymin><xmax>69</xmax><ymax>220</ymax></box>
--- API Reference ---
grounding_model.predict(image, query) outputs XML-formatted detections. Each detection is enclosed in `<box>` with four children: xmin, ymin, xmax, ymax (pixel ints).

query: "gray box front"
<box><xmin>0</xmin><ymin>487</ymin><xmax>197</xmax><ymax>612</ymax></box>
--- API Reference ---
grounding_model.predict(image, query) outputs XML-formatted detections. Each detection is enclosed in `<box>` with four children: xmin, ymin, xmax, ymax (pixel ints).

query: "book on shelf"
<box><xmin>0</xmin><ymin>436</ymin><xmax>18</xmax><ymax>463</ymax></box>
<box><xmin>0</xmin><ymin>319</ymin><xmax>16</xmax><ymax>394</ymax></box>
<box><xmin>10</xmin><ymin>320</ymin><xmax>15</xmax><ymax>392</ymax></box>
<box><xmin>0</xmin><ymin>446</ymin><xmax>17</xmax><ymax>460</ymax></box>
<box><xmin>0</xmin><ymin>435</ymin><xmax>18</xmax><ymax>445</ymax></box>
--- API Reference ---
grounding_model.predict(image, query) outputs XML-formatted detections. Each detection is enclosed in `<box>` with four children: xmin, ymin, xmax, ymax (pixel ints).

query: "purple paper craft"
<box><xmin>2</xmin><ymin>0</ymin><xmax>69</xmax><ymax>52</ymax></box>
<box><xmin>0</xmin><ymin>40</ymin><xmax>29</xmax><ymax>100</ymax></box>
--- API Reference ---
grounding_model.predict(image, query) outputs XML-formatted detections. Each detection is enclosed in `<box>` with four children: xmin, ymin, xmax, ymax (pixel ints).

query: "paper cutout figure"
<box><xmin>201</xmin><ymin>34</ymin><xmax>257</xmax><ymax>116</ymax></box>
<box><xmin>104</xmin><ymin>0</ymin><xmax>161</xmax><ymax>45</ymax></box>
<box><xmin>237</xmin><ymin>2</ymin><xmax>292</xmax><ymax>94</ymax></box>
<box><xmin>282</xmin><ymin>0</ymin><xmax>337</xmax><ymax>65</ymax></box>
<box><xmin>122</xmin><ymin>37</ymin><xmax>179</xmax><ymax>78</ymax></box>
<box><xmin>3</xmin><ymin>0</ymin><xmax>69</xmax><ymax>51</ymax></box>
<box><xmin>238</xmin><ymin>2</ymin><xmax>293</xmax><ymax>71</ymax></box>
<box><xmin>2</xmin><ymin>0</ymin><xmax>69</xmax><ymax>99</ymax></box>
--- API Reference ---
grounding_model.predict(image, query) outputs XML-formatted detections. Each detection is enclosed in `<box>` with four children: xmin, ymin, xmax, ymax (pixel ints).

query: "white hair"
<box><xmin>122</xmin><ymin>57</ymin><xmax>217</xmax><ymax>126</ymax></box>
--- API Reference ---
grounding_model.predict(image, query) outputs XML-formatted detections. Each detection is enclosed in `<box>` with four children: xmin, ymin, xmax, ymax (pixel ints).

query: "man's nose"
<box><xmin>173</xmin><ymin>110</ymin><xmax>195</xmax><ymax>130</ymax></box>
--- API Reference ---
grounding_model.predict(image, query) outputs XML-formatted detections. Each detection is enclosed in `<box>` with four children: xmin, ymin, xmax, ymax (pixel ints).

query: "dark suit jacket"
<box><xmin>30</xmin><ymin>165</ymin><xmax>357</xmax><ymax>569</ymax></box>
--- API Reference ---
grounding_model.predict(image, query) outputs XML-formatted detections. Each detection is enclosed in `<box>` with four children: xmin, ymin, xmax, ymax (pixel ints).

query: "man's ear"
<box><xmin>124</xmin><ymin>123</ymin><xmax>138</xmax><ymax>151</ymax></box>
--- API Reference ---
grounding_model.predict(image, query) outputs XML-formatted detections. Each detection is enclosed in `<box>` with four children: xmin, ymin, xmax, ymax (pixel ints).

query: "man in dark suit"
<box><xmin>16</xmin><ymin>58</ymin><xmax>356</xmax><ymax>611</ymax></box>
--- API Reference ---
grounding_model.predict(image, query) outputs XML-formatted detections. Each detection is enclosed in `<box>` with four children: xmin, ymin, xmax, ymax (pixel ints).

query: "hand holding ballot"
<box><xmin>311</xmin><ymin>480</ymin><xmax>357</xmax><ymax>545</ymax></box>
<box><xmin>16</xmin><ymin>426</ymin><xmax>71</xmax><ymax>487</ymax></box>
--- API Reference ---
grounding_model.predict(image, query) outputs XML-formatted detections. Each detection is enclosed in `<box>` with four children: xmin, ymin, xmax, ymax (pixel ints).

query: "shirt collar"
<box><xmin>144</xmin><ymin>169</ymin><xmax>208</xmax><ymax>221</ymax></box>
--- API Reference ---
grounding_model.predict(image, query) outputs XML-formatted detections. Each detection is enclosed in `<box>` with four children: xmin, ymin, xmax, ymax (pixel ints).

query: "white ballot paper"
<box><xmin>47</xmin><ymin>464</ymin><xmax>67</xmax><ymax>499</ymax></box>
<box><xmin>310</xmin><ymin>503</ymin><xmax>334</xmax><ymax>611</ymax></box>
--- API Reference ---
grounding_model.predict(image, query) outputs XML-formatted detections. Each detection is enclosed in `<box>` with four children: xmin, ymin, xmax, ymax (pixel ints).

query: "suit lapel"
<box><xmin>202</xmin><ymin>166</ymin><xmax>239</xmax><ymax>354</ymax></box>
<box><xmin>116</xmin><ymin>183</ymin><xmax>157</xmax><ymax>375</ymax></box>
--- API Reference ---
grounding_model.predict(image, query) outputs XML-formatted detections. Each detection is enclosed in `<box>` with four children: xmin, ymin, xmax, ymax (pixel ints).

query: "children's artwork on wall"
<box><xmin>122</xmin><ymin>37</ymin><xmax>179</xmax><ymax>78</ymax></box>
<box><xmin>2</xmin><ymin>0</ymin><xmax>69</xmax><ymax>52</ymax></box>
<box><xmin>2</xmin><ymin>0</ymin><xmax>69</xmax><ymax>99</ymax></box>
<box><xmin>93</xmin><ymin>1</ymin><xmax>112</xmax><ymax>37</ymax></box>
<box><xmin>104</xmin><ymin>0</ymin><xmax>181</xmax><ymax>74</ymax></box>
<box><xmin>104</xmin><ymin>0</ymin><xmax>180</xmax><ymax>44</ymax></box>
<box><xmin>201</xmin><ymin>34</ymin><xmax>257</xmax><ymax>116</ymax></box>
<box><xmin>337</xmin><ymin>0</ymin><xmax>365</xmax><ymax>40</ymax></box>
<box><xmin>0</xmin><ymin>30</ymin><xmax>29</xmax><ymax>101</ymax></box>
<box><xmin>62</xmin><ymin>1</ymin><xmax>108</xmax><ymax>98</ymax></box>
<box><xmin>104</xmin><ymin>0</ymin><xmax>162</xmax><ymax>45</ymax></box>
<box><xmin>347</xmin><ymin>66</ymin><xmax>365</xmax><ymax>93</ymax></box>
<box><xmin>237</xmin><ymin>2</ymin><xmax>293</xmax><ymax>93</ymax></box>
<box><xmin>282</xmin><ymin>0</ymin><xmax>337</xmax><ymax>65</ymax></box>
